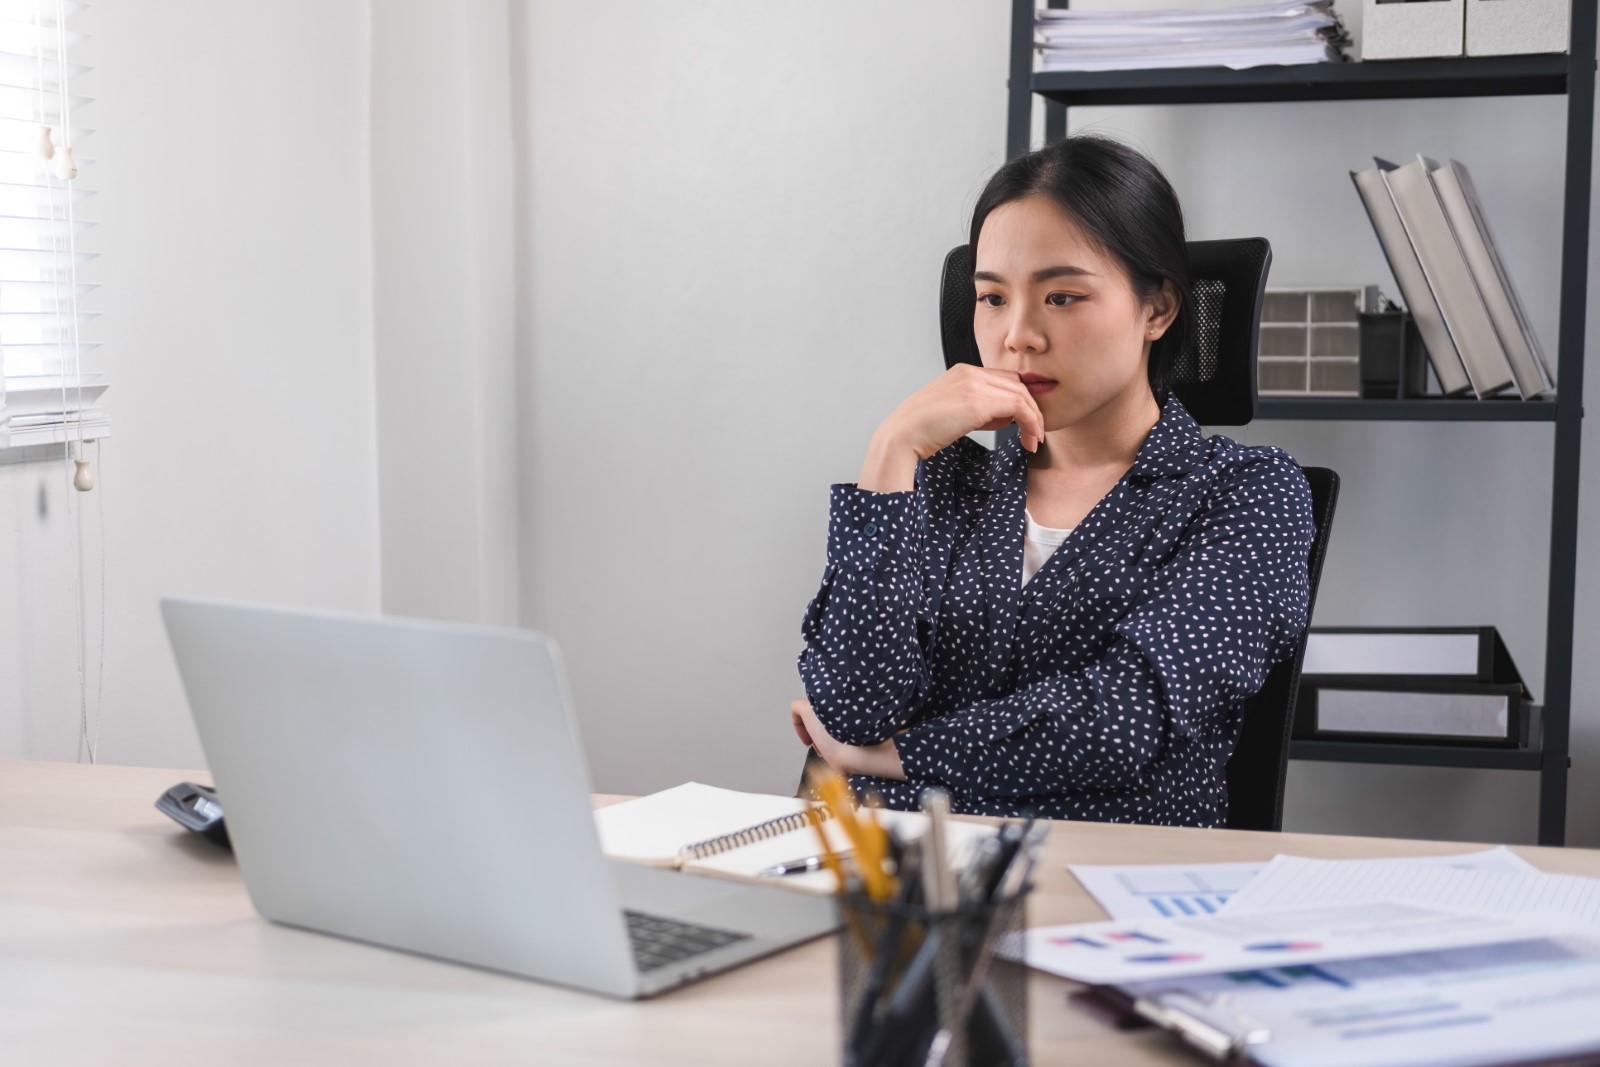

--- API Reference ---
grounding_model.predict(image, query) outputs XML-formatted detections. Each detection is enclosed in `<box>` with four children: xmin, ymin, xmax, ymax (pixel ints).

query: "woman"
<box><xmin>790</xmin><ymin>134</ymin><xmax>1313</xmax><ymax>826</ymax></box>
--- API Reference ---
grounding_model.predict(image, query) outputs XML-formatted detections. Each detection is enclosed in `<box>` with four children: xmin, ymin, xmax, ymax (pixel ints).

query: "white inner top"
<box><xmin>1022</xmin><ymin>509</ymin><xmax>1075</xmax><ymax>587</ymax></box>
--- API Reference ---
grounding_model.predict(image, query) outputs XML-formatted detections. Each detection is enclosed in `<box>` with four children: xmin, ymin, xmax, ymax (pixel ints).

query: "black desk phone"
<box><xmin>155</xmin><ymin>781</ymin><xmax>231</xmax><ymax>849</ymax></box>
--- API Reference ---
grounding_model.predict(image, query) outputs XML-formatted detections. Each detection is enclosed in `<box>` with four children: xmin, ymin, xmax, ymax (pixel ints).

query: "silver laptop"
<box><xmin>160</xmin><ymin>596</ymin><xmax>836</xmax><ymax>999</ymax></box>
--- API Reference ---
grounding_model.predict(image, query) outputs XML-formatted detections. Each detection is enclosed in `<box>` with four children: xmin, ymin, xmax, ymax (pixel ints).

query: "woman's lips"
<box><xmin>1020</xmin><ymin>375</ymin><xmax>1057</xmax><ymax>396</ymax></box>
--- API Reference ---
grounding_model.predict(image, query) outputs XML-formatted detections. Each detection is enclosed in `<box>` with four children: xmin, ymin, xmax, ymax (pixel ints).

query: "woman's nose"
<box><xmin>1003</xmin><ymin>304</ymin><xmax>1048</xmax><ymax>355</ymax></box>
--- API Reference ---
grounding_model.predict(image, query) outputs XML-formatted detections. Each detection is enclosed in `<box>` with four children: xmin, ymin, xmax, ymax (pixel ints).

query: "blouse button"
<box><xmin>863</xmin><ymin>522</ymin><xmax>878</xmax><ymax>536</ymax></box>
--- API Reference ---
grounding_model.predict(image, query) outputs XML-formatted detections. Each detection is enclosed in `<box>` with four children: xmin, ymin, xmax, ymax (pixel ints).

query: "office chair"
<box><xmin>799</xmin><ymin>238</ymin><xmax>1338</xmax><ymax>832</ymax></box>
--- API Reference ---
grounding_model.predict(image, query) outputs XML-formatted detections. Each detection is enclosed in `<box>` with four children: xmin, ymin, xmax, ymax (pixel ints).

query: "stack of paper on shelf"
<box><xmin>1035</xmin><ymin>0</ymin><xmax>1350</xmax><ymax>73</ymax></box>
<box><xmin>1351</xmin><ymin>155</ymin><xmax>1554</xmax><ymax>400</ymax></box>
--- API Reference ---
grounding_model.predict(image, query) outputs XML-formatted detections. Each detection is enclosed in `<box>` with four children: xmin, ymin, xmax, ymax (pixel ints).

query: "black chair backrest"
<box><xmin>939</xmin><ymin>237</ymin><xmax>1271</xmax><ymax>425</ymax></box>
<box><xmin>1225</xmin><ymin>466</ymin><xmax>1339</xmax><ymax>831</ymax></box>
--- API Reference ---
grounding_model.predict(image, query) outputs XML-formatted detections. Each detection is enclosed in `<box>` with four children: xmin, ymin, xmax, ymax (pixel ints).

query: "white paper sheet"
<box><xmin>1119</xmin><ymin>936</ymin><xmax>1600</xmax><ymax>1067</ymax></box>
<box><xmin>1071</xmin><ymin>848</ymin><xmax>1537</xmax><ymax>922</ymax></box>
<box><xmin>1035</xmin><ymin>0</ymin><xmax>1332</xmax><ymax>24</ymax></box>
<box><xmin>1225</xmin><ymin>854</ymin><xmax>1600</xmax><ymax>926</ymax></box>
<box><xmin>1019</xmin><ymin>900</ymin><xmax>1554</xmax><ymax>985</ymax></box>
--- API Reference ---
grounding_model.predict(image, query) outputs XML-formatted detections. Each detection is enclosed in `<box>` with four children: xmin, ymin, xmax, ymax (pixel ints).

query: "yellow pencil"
<box><xmin>802</xmin><ymin>767</ymin><xmax>874</xmax><ymax>952</ymax></box>
<box><xmin>815</xmin><ymin>772</ymin><xmax>894</xmax><ymax>903</ymax></box>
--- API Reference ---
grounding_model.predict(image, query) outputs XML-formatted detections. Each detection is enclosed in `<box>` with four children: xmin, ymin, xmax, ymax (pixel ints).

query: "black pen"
<box><xmin>756</xmin><ymin>851</ymin><xmax>854</xmax><ymax>877</ymax></box>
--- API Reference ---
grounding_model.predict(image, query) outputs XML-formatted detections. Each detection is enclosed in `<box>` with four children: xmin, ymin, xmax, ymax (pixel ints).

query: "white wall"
<box><xmin>0</xmin><ymin>1</ymin><xmax>381</xmax><ymax>769</ymax></box>
<box><xmin>371</xmin><ymin>0</ymin><xmax>520</xmax><ymax>625</ymax></box>
<box><xmin>515</xmin><ymin>0</ymin><xmax>1015</xmax><ymax>798</ymax></box>
<box><xmin>515</xmin><ymin>0</ymin><xmax>1600</xmax><ymax>846</ymax></box>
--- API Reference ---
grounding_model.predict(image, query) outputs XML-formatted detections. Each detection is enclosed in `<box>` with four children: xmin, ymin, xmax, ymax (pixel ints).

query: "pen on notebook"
<box><xmin>756</xmin><ymin>851</ymin><xmax>855</xmax><ymax>877</ymax></box>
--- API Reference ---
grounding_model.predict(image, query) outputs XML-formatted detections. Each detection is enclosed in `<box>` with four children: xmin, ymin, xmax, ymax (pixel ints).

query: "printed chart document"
<box><xmin>1069</xmin><ymin>861</ymin><xmax>1264</xmax><ymax>920</ymax></box>
<box><xmin>1019</xmin><ymin>900</ymin><xmax>1554</xmax><ymax>985</ymax></box>
<box><xmin>1119</xmin><ymin>936</ymin><xmax>1600</xmax><ymax>1067</ymax></box>
<box><xmin>1069</xmin><ymin>848</ymin><xmax>1535</xmax><ymax>921</ymax></box>
<box><xmin>1224</xmin><ymin>854</ymin><xmax>1600</xmax><ymax>926</ymax></box>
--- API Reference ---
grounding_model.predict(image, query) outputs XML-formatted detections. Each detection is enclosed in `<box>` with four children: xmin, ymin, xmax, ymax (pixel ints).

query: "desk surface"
<box><xmin>5</xmin><ymin>761</ymin><xmax>1599</xmax><ymax>1066</ymax></box>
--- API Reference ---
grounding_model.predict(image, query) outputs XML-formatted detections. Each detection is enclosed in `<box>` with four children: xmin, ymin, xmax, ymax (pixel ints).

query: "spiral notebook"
<box><xmin>594</xmin><ymin>781</ymin><xmax>987</xmax><ymax>894</ymax></box>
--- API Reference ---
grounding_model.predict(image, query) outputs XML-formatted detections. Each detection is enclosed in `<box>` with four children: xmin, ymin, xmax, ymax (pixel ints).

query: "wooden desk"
<box><xmin>5</xmin><ymin>760</ymin><xmax>1599</xmax><ymax>1065</ymax></box>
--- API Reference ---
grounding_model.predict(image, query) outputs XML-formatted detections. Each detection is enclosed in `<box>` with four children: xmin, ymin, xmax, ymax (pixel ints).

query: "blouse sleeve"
<box><xmin>891</xmin><ymin>452</ymin><xmax>1313</xmax><ymax>800</ymax></box>
<box><xmin>795</xmin><ymin>481</ymin><xmax>937</xmax><ymax>747</ymax></box>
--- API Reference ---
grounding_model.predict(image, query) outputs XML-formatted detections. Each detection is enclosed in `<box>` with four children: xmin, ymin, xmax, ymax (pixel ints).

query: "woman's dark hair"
<box><xmin>968</xmin><ymin>134</ymin><xmax>1192</xmax><ymax>403</ymax></box>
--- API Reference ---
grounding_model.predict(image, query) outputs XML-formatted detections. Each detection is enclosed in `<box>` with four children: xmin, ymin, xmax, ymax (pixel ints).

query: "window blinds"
<box><xmin>0</xmin><ymin>0</ymin><xmax>99</xmax><ymax>450</ymax></box>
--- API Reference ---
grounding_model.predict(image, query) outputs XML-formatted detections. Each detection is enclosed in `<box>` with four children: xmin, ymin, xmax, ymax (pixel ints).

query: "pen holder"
<box><xmin>837</xmin><ymin>887</ymin><xmax>1030</xmax><ymax>1067</ymax></box>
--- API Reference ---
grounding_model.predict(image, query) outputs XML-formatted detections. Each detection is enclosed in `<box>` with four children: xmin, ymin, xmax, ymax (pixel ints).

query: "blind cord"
<box><xmin>35</xmin><ymin>0</ymin><xmax>96</xmax><ymax>763</ymax></box>
<box><xmin>58</xmin><ymin>0</ymin><xmax>95</xmax><ymax>763</ymax></box>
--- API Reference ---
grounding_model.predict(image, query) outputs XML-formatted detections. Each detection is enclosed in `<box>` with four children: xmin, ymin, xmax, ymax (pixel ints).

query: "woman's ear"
<box><xmin>1144</xmin><ymin>279</ymin><xmax>1180</xmax><ymax>341</ymax></box>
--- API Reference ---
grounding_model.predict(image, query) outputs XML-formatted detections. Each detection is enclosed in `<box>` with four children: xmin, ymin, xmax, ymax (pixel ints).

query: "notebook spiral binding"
<box><xmin>677</xmin><ymin>805</ymin><xmax>839</xmax><ymax>862</ymax></box>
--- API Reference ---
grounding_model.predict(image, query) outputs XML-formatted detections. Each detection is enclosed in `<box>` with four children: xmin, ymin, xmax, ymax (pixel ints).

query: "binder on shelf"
<box><xmin>1350</xmin><ymin>162</ymin><xmax>1472</xmax><ymax>395</ymax></box>
<box><xmin>1453</xmin><ymin>158</ymin><xmax>1558</xmax><ymax>393</ymax></box>
<box><xmin>1295</xmin><ymin>626</ymin><xmax>1534</xmax><ymax>747</ymax></box>
<box><xmin>1428</xmin><ymin>158</ymin><xmax>1554</xmax><ymax>398</ymax></box>
<box><xmin>1378</xmin><ymin>155</ymin><xmax>1516</xmax><ymax>398</ymax></box>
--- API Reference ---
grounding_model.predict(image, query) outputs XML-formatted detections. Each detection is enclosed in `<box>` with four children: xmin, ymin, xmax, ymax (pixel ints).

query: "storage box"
<box><xmin>1259</xmin><ymin>286</ymin><xmax>1376</xmax><ymax>398</ymax></box>
<box><xmin>1362</xmin><ymin>0</ymin><xmax>1465</xmax><ymax>60</ymax></box>
<box><xmin>1466</xmin><ymin>0</ymin><xmax>1569</xmax><ymax>56</ymax></box>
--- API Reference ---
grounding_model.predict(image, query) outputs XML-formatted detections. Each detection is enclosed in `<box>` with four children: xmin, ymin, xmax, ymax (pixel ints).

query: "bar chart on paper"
<box><xmin>1070</xmin><ymin>848</ymin><xmax>1541</xmax><ymax>922</ymax></box>
<box><xmin>1069</xmin><ymin>862</ymin><xmax>1263</xmax><ymax>920</ymax></box>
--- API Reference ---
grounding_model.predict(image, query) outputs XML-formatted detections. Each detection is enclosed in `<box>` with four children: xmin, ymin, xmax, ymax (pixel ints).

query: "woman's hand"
<box><xmin>859</xmin><ymin>365</ymin><xmax>1046</xmax><ymax>492</ymax></box>
<box><xmin>790</xmin><ymin>697</ymin><xmax>817</xmax><ymax>748</ymax></box>
<box><xmin>789</xmin><ymin>697</ymin><xmax>906</xmax><ymax>780</ymax></box>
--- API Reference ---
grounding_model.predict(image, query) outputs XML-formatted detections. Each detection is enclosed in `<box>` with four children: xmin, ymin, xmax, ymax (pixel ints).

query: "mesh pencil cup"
<box><xmin>837</xmin><ymin>886</ymin><xmax>1030</xmax><ymax>1067</ymax></box>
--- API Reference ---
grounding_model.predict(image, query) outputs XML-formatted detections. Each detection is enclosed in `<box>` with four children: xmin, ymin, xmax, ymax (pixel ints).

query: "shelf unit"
<box><xmin>1007</xmin><ymin>1</ymin><xmax>1594</xmax><ymax>845</ymax></box>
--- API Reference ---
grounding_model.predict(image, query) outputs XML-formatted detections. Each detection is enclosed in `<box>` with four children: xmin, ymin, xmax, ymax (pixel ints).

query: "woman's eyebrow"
<box><xmin>973</xmin><ymin>265</ymin><xmax>1097</xmax><ymax>283</ymax></box>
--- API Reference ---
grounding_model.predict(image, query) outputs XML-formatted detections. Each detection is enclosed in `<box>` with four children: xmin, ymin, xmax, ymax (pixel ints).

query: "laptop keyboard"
<box><xmin>624</xmin><ymin>910</ymin><xmax>754</xmax><ymax>972</ymax></box>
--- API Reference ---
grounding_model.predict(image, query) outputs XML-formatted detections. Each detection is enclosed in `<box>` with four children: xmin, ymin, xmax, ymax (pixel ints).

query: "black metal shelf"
<box><xmin>1007</xmin><ymin>0</ymin><xmax>1595</xmax><ymax>845</ymax></box>
<box><xmin>1031</xmin><ymin>54</ymin><xmax>1574</xmax><ymax>108</ymax></box>
<box><xmin>1255</xmin><ymin>398</ymin><xmax>1563</xmax><ymax>422</ymax></box>
<box><xmin>1290</xmin><ymin>739</ymin><xmax>1547</xmax><ymax>772</ymax></box>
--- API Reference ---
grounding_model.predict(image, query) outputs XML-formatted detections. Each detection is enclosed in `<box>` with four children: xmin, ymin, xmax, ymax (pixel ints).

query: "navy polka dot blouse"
<box><xmin>796</xmin><ymin>396</ymin><xmax>1313</xmax><ymax>827</ymax></box>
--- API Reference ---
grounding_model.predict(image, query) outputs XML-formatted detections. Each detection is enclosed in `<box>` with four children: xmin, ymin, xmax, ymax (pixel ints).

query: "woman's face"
<box><xmin>973</xmin><ymin>194</ymin><xmax>1174</xmax><ymax>430</ymax></box>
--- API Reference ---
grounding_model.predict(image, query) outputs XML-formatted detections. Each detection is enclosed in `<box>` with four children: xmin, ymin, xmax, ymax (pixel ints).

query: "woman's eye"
<box><xmin>976</xmin><ymin>292</ymin><xmax>1079</xmax><ymax>308</ymax></box>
